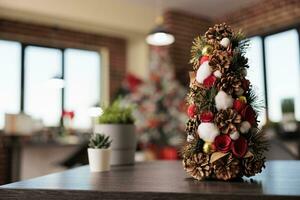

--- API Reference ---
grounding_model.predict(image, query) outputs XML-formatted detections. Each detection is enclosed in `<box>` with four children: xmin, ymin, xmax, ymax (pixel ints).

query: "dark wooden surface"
<box><xmin>0</xmin><ymin>161</ymin><xmax>300</xmax><ymax>200</ymax></box>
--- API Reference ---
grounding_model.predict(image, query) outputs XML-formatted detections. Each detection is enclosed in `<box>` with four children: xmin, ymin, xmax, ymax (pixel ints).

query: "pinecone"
<box><xmin>212</xmin><ymin>153</ymin><xmax>240</xmax><ymax>181</ymax></box>
<box><xmin>242</xmin><ymin>157</ymin><xmax>265</xmax><ymax>177</ymax></box>
<box><xmin>209</xmin><ymin>50</ymin><xmax>232</xmax><ymax>74</ymax></box>
<box><xmin>186</xmin><ymin>118</ymin><xmax>200</xmax><ymax>136</ymax></box>
<box><xmin>205</xmin><ymin>23</ymin><xmax>233</xmax><ymax>45</ymax></box>
<box><xmin>216</xmin><ymin>72</ymin><xmax>243</xmax><ymax>95</ymax></box>
<box><xmin>183</xmin><ymin>153</ymin><xmax>212</xmax><ymax>180</ymax></box>
<box><xmin>215</xmin><ymin>108</ymin><xmax>242</xmax><ymax>134</ymax></box>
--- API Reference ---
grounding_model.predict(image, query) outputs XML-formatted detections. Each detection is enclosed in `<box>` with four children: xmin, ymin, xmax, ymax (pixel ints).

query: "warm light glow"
<box><xmin>146</xmin><ymin>32</ymin><xmax>175</xmax><ymax>46</ymax></box>
<box><xmin>89</xmin><ymin>106</ymin><xmax>103</xmax><ymax>117</ymax></box>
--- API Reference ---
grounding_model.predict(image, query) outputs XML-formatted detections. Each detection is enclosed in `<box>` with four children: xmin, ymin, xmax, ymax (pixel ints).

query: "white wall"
<box><xmin>0</xmin><ymin>0</ymin><xmax>155</xmax><ymax>78</ymax></box>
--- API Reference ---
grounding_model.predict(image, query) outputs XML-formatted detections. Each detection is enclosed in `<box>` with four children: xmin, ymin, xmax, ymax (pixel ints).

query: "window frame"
<box><xmin>2</xmin><ymin>41</ymin><xmax>101</xmax><ymax>127</ymax></box>
<box><xmin>250</xmin><ymin>26</ymin><xmax>300</xmax><ymax>122</ymax></box>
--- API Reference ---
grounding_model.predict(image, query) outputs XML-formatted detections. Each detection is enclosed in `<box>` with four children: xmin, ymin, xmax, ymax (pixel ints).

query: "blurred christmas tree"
<box><xmin>124</xmin><ymin>46</ymin><xmax>187</xmax><ymax>150</ymax></box>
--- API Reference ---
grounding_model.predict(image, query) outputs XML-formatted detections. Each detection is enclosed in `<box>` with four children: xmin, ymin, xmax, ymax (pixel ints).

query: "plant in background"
<box><xmin>281</xmin><ymin>98</ymin><xmax>295</xmax><ymax>114</ymax></box>
<box><xmin>98</xmin><ymin>99</ymin><xmax>135</xmax><ymax>124</ymax></box>
<box><xmin>89</xmin><ymin>134</ymin><xmax>112</xmax><ymax>149</ymax></box>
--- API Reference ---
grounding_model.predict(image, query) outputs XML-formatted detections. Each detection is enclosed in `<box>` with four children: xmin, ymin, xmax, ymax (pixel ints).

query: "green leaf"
<box><xmin>98</xmin><ymin>98</ymin><xmax>135</xmax><ymax>124</ymax></box>
<box><xmin>88</xmin><ymin>134</ymin><xmax>112</xmax><ymax>149</ymax></box>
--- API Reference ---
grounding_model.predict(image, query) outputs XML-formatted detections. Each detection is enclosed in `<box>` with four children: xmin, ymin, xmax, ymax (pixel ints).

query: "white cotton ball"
<box><xmin>187</xmin><ymin>134</ymin><xmax>194</xmax><ymax>142</ymax></box>
<box><xmin>220</xmin><ymin>37</ymin><xmax>230</xmax><ymax>48</ymax></box>
<box><xmin>213</xmin><ymin>70</ymin><xmax>222</xmax><ymax>78</ymax></box>
<box><xmin>215</xmin><ymin>90</ymin><xmax>234</xmax><ymax>111</ymax></box>
<box><xmin>196</xmin><ymin>61</ymin><xmax>212</xmax><ymax>84</ymax></box>
<box><xmin>240</xmin><ymin>121</ymin><xmax>251</xmax><ymax>134</ymax></box>
<box><xmin>230</xmin><ymin>131</ymin><xmax>240</xmax><ymax>140</ymax></box>
<box><xmin>197</xmin><ymin>122</ymin><xmax>220</xmax><ymax>142</ymax></box>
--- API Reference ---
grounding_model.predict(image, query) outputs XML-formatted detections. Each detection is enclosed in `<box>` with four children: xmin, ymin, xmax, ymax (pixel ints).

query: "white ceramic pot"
<box><xmin>88</xmin><ymin>148</ymin><xmax>111</xmax><ymax>172</ymax></box>
<box><xmin>94</xmin><ymin>124</ymin><xmax>136</xmax><ymax>165</ymax></box>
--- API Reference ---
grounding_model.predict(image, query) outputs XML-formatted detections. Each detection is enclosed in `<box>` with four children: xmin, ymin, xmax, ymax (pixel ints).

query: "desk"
<box><xmin>0</xmin><ymin>161</ymin><xmax>299</xmax><ymax>200</ymax></box>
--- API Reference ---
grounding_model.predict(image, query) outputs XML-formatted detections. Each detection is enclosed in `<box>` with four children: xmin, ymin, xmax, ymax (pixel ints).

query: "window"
<box><xmin>65</xmin><ymin>49</ymin><xmax>100</xmax><ymax>129</ymax></box>
<box><xmin>24</xmin><ymin>46</ymin><xmax>62</xmax><ymax>127</ymax></box>
<box><xmin>265</xmin><ymin>30</ymin><xmax>300</xmax><ymax>122</ymax></box>
<box><xmin>245</xmin><ymin>37</ymin><xmax>266</xmax><ymax>125</ymax></box>
<box><xmin>0</xmin><ymin>40</ymin><xmax>21</xmax><ymax>129</ymax></box>
<box><xmin>0</xmin><ymin>40</ymin><xmax>101</xmax><ymax>130</ymax></box>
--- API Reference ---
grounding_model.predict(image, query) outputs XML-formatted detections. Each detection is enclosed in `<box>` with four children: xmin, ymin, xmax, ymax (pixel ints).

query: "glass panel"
<box><xmin>24</xmin><ymin>46</ymin><xmax>62</xmax><ymax>127</ymax></box>
<box><xmin>0</xmin><ymin>40</ymin><xmax>21</xmax><ymax>129</ymax></box>
<box><xmin>245</xmin><ymin>36</ymin><xmax>266</xmax><ymax>125</ymax></box>
<box><xmin>265</xmin><ymin>29</ymin><xmax>300</xmax><ymax>122</ymax></box>
<box><xmin>64</xmin><ymin>49</ymin><xmax>100</xmax><ymax>129</ymax></box>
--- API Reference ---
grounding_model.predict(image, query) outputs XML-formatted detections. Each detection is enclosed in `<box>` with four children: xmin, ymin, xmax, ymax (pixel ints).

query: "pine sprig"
<box><xmin>181</xmin><ymin>139</ymin><xmax>204</xmax><ymax>158</ymax></box>
<box><xmin>238</xmin><ymin>38</ymin><xmax>250</xmax><ymax>55</ymax></box>
<box><xmin>246</xmin><ymin>87</ymin><xmax>265</xmax><ymax>115</ymax></box>
<box><xmin>190</xmin><ymin>36</ymin><xmax>207</xmax><ymax>69</ymax></box>
<box><xmin>201</xmin><ymin>87</ymin><xmax>217</xmax><ymax>112</ymax></box>
<box><xmin>231</xmin><ymin>52</ymin><xmax>249</xmax><ymax>70</ymax></box>
<box><xmin>248</xmin><ymin>128</ymin><xmax>269</xmax><ymax>160</ymax></box>
<box><xmin>188</xmin><ymin>87</ymin><xmax>217</xmax><ymax>113</ymax></box>
<box><xmin>231</xmin><ymin>30</ymin><xmax>247</xmax><ymax>49</ymax></box>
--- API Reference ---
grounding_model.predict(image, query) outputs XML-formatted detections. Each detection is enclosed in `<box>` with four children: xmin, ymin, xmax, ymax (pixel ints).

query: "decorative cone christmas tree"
<box><xmin>182</xmin><ymin>23</ymin><xmax>268</xmax><ymax>181</ymax></box>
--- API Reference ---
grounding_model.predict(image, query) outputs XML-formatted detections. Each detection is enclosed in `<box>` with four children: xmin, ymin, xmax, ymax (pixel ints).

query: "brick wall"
<box><xmin>0</xmin><ymin>18</ymin><xmax>127</xmax><ymax>99</ymax></box>
<box><xmin>164</xmin><ymin>10</ymin><xmax>212</xmax><ymax>85</ymax></box>
<box><xmin>216</xmin><ymin>0</ymin><xmax>300</xmax><ymax>37</ymax></box>
<box><xmin>164</xmin><ymin>1</ymin><xmax>300</xmax><ymax>85</ymax></box>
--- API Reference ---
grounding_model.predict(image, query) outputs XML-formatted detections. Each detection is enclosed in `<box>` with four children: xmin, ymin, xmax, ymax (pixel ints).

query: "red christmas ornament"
<box><xmin>232</xmin><ymin>136</ymin><xmax>248</xmax><ymax>158</ymax></box>
<box><xmin>203</xmin><ymin>74</ymin><xmax>217</xmax><ymax>88</ymax></box>
<box><xmin>200</xmin><ymin>111</ymin><xmax>214</xmax><ymax>122</ymax></box>
<box><xmin>233</xmin><ymin>99</ymin><xmax>246</xmax><ymax>113</ymax></box>
<box><xmin>187</xmin><ymin>104</ymin><xmax>197</xmax><ymax>118</ymax></box>
<box><xmin>200</xmin><ymin>56</ymin><xmax>210</xmax><ymax>64</ymax></box>
<box><xmin>241</xmin><ymin>105</ymin><xmax>256</xmax><ymax>125</ymax></box>
<box><xmin>214</xmin><ymin>135</ymin><xmax>232</xmax><ymax>153</ymax></box>
<box><xmin>159</xmin><ymin>146</ymin><xmax>178</xmax><ymax>160</ymax></box>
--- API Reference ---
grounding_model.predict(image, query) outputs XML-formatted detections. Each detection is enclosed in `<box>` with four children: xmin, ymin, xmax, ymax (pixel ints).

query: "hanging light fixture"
<box><xmin>146</xmin><ymin>16</ymin><xmax>175</xmax><ymax>46</ymax></box>
<box><xmin>146</xmin><ymin>1</ymin><xmax>175</xmax><ymax>46</ymax></box>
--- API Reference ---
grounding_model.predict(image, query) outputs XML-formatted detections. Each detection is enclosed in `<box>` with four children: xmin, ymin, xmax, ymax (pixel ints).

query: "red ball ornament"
<box><xmin>232</xmin><ymin>136</ymin><xmax>248</xmax><ymax>158</ymax></box>
<box><xmin>203</xmin><ymin>74</ymin><xmax>217</xmax><ymax>88</ymax></box>
<box><xmin>214</xmin><ymin>135</ymin><xmax>232</xmax><ymax>153</ymax></box>
<box><xmin>200</xmin><ymin>56</ymin><xmax>210</xmax><ymax>64</ymax></box>
<box><xmin>240</xmin><ymin>105</ymin><xmax>256</xmax><ymax>125</ymax></box>
<box><xmin>187</xmin><ymin>104</ymin><xmax>197</xmax><ymax>118</ymax></box>
<box><xmin>200</xmin><ymin>111</ymin><xmax>214</xmax><ymax>122</ymax></box>
<box><xmin>233</xmin><ymin>99</ymin><xmax>246</xmax><ymax>113</ymax></box>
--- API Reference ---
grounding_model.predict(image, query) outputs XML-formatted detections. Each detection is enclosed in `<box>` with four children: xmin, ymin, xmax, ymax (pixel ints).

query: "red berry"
<box><xmin>233</xmin><ymin>99</ymin><xmax>246</xmax><ymax>113</ymax></box>
<box><xmin>200</xmin><ymin>56</ymin><xmax>209</xmax><ymax>64</ymax></box>
<box><xmin>187</xmin><ymin>104</ymin><xmax>197</xmax><ymax>118</ymax></box>
<box><xmin>200</xmin><ymin>111</ymin><xmax>214</xmax><ymax>122</ymax></box>
<box><xmin>203</xmin><ymin>74</ymin><xmax>216</xmax><ymax>88</ymax></box>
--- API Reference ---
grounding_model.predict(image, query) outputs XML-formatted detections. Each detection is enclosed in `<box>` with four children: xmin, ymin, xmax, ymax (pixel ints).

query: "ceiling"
<box><xmin>126</xmin><ymin>0</ymin><xmax>260</xmax><ymax>19</ymax></box>
<box><xmin>0</xmin><ymin>0</ymin><xmax>260</xmax><ymax>38</ymax></box>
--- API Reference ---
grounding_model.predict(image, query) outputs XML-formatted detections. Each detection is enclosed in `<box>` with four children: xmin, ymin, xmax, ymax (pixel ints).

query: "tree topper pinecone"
<box><xmin>183</xmin><ymin>23</ymin><xmax>268</xmax><ymax>181</ymax></box>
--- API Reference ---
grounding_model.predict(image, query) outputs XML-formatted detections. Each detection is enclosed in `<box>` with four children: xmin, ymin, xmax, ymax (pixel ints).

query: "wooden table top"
<box><xmin>1</xmin><ymin>160</ymin><xmax>300</xmax><ymax>200</ymax></box>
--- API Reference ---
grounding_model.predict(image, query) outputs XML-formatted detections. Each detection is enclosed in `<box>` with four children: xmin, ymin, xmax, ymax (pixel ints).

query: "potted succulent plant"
<box><xmin>88</xmin><ymin>133</ymin><xmax>112</xmax><ymax>172</ymax></box>
<box><xmin>94</xmin><ymin>100</ymin><xmax>136</xmax><ymax>165</ymax></box>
